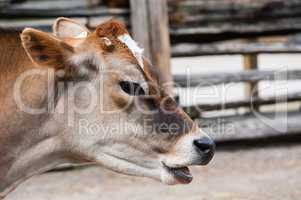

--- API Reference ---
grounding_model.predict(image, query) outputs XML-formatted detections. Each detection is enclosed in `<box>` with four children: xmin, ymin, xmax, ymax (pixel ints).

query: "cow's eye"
<box><xmin>119</xmin><ymin>81</ymin><xmax>145</xmax><ymax>96</ymax></box>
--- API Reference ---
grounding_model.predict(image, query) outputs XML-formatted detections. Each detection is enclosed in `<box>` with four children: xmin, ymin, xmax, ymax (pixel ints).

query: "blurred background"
<box><xmin>1</xmin><ymin>0</ymin><xmax>301</xmax><ymax>199</ymax></box>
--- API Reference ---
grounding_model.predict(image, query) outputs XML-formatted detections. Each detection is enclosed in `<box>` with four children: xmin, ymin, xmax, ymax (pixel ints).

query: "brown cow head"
<box><xmin>20</xmin><ymin>18</ymin><xmax>215</xmax><ymax>185</ymax></box>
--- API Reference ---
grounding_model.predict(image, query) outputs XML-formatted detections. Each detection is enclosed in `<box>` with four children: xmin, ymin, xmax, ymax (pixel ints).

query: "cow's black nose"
<box><xmin>193</xmin><ymin>137</ymin><xmax>215</xmax><ymax>165</ymax></box>
<box><xmin>194</xmin><ymin>137</ymin><xmax>215</xmax><ymax>153</ymax></box>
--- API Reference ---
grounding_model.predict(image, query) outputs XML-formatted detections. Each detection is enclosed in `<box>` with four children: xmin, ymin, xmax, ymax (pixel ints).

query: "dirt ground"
<box><xmin>4</xmin><ymin>145</ymin><xmax>301</xmax><ymax>200</ymax></box>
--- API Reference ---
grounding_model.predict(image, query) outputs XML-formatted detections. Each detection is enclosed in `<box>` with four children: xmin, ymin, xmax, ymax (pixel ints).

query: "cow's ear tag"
<box><xmin>74</xmin><ymin>31</ymin><xmax>88</xmax><ymax>39</ymax></box>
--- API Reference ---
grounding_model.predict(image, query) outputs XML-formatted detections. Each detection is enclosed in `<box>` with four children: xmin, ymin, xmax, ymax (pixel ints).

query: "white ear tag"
<box><xmin>74</xmin><ymin>31</ymin><xmax>88</xmax><ymax>39</ymax></box>
<box><xmin>118</xmin><ymin>34</ymin><xmax>144</xmax><ymax>68</ymax></box>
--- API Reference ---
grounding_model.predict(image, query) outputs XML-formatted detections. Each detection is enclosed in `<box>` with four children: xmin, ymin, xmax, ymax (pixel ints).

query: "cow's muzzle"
<box><xmin>193</xmin><ymin>137</ymin><xmax>215</xmax><ymax>165</ymax></box>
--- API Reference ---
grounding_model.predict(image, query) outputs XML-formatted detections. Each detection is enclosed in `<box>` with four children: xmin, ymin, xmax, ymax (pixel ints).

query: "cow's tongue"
<box><xmin>171</xmin><ymin>167</ymin><xmax>192</xmax><ymax>183</ymax></box>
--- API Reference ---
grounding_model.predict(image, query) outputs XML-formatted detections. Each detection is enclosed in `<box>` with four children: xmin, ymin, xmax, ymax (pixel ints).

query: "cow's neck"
<box><xmin>0</xmin><ymin>134</ymin><xmax>68</xmax><ymax>198</ymax></box>
<box><xmin>0</xmin><ymin>30</ymin><xmax>72</xmax><ymax>197</ymax></box>
<box><xmin>0</xmin><ymin>91</ymin><xmax>75</xmax><ymax>198</ymax></box>
<box><xmin>0</xmin><ymin>86</ymin><xmax>69</xmax><ymax>198</ymax></box>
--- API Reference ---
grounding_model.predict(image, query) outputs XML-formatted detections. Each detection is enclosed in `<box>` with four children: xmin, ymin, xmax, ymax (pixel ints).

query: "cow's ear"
<box><xmin>20</xmin><ymin>28</ymin><xmax>74</xmax><ymax>69</ymax></box>
<box><xmin>53</xmin><ymin>17</ymin><xmax>90</xmax><ymax>38</ymax></box>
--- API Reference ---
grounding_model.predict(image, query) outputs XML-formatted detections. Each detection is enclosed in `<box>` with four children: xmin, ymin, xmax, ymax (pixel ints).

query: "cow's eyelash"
<box><xmin>119</xmin><ymin>81</ymin><xmax>146</xmax><ymax>96</ymax></box>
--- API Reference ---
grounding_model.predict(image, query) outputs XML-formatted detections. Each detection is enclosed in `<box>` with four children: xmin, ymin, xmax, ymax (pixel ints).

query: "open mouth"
<box><xmin>162</xmin><ymin>162</ymin><xmax>193</xmax><ymax>184</ymax></box>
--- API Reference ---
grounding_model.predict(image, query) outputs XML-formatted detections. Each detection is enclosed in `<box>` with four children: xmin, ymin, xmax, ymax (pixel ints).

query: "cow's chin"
<box><xmin>93</xmin><ymin>152</ymin><xmax>193</xmax><ymax>185</ymax></box>
<box><xmin>159</xmin><ymin>162</ymin><xmax>193</xmax><ymax>185</ymax></box>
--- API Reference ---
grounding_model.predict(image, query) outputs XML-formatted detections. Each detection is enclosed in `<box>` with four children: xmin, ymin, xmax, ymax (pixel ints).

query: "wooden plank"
<box><xmin>6</xmin><ymin>0</ymin><xmax>92</xmax><ymax>10</ymax></box>
<box><xmin>103</xmin><ymin>0</ymin><xmax>129</xmax><ymax>8</ymax></box>
<box><xmin>130</xmin><ymin>0</ymin><xmax>172</xmax><ymax>94</ymax></box>
<box><xmin>147</xmin><ymin>0</ymin><xmax>173</xmax><ymax>94</ymax></box>
<box><xmin>170</xmin><ymin>18</ymin><xmax>301</xmax><ymax>43</ymax></box>
<box><xmin>198</xmin><ymin>111</ymin><xmax>301</xmax><ymax>141</ymax></box>
<box><xmin>0</xmin><ymin>6</ymin><xmax>128</xmax><ymax>18</ymax></box>
<box><xmin>169</xmin><ymin>0</ymin><xmax>301</xmax><ymax>23</ymax></box>
<box><xmin>173</xmin><ymin>70</ymin><xmax>301</xmax><ymax>87</ymax></box>
<box><xmin>0</xmin><ymin>18</ymin><xmax>88</xmax><ymax>31</ymax></box>
<box><xmin>0</xmin><ymin>16</ymin><xmax>128</xmax><ymax>31</ymax></box>
<box><xmin>0</xmin><ymin>0</ymin><xmax>9</xmax><ymax>9</ymax></box>
<box><xmin>183</xmin><ymin>92</ymin><xmax>301</xmax><ymax>118</ymax></box>
<box><xmin>170</xmin><ymin>0</ymin><xmax>301</xmax><ymax>11</ymax></box>
<box><xmin>130</xmin><ymin>0</ymin><xmax>151</xmax><ymax>59</ymax></box>
<box><xmin>169</xmin><ymin>0</ymin><xmax>301</xmax><ymax>43</ymax></box>
<box><xmin>169</xmin><ymin>12</ymin><xmax>301</xmax><ymax>29</ymax></box>
<box><xmin>171</xmin><ymin>41</ymin><xmax>301</xmax><ymax>56</ymax></box>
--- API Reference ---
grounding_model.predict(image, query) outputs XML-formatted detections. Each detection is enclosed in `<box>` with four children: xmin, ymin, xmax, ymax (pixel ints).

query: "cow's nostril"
<box><xmin>193</xmin><ymin>137</ymin><xmax>215</xmax><ymax>154</ymax></box>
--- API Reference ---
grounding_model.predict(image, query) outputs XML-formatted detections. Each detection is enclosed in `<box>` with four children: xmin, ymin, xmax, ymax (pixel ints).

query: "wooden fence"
<box><xmin>1</xmin><ymin>0</ymin><xmax>301</xmax><ymax>142</ymax></box>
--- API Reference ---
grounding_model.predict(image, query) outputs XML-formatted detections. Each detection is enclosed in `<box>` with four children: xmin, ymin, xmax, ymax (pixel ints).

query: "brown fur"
<box><xmin>0</xmin><ymin>19</ymin><xmax>213</xmax><ymax>196</ymax></box>
<box><xmin>0</xmin><ymin>28</ymin><xmax>32</xmax><ymax>125</ymax></box>
<box><xmin>0</xmin><ymin>29</ymin><xmax>54</xmax><ymax>189</ymax></box>
<box><xmin>96</xmin><ymin>19</ymin><xmax>128</xmax><ymax>38</ymax></box>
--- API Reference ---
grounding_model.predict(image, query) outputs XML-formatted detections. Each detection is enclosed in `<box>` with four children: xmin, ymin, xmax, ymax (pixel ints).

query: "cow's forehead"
<box><xmin>117</xmin><ymin>34</ymin><xmax>144</xmax><ymax>69</ymax></box>
<box><xmin>94</xmin><ymin>19</ymin><xmax>144</xmax><ymax>70</ymax></box>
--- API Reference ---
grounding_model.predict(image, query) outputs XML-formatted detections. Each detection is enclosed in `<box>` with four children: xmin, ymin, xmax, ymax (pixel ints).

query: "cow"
<box><xmin>0</xmin><ymin>18</ymin><xmax>215</xmax><ymax>198</ymax></box>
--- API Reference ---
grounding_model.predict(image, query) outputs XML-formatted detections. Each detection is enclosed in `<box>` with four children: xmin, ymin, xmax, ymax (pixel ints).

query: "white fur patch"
<box><xmin>70</xmin><ymin>52</ymin><xmax>102</xmax><ymax>75</ymax></box>
<box><xmin>74</xmin><ymin>31</ymin><xmax>88</xmax><ymax>39</ymax></box>
<box><xmin>118</xmin><ymin>34</ymin><xmax>144</xmax><ymax>68</ymax></box>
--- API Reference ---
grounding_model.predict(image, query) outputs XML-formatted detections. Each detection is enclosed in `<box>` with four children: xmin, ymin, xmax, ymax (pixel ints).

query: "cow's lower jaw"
<box><xmin>161</xmin><ymin>162</ymin><xmax>193</xmax><ymax>184</ymax></box>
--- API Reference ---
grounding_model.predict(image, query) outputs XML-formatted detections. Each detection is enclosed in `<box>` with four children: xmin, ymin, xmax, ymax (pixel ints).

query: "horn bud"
<box><xmin>102</xmin><ymin>37</ymin><xmax>112</xmax><ymax>46</ymax></box>
<box><xmin>100</xmin><ymin>37</ymin><xmax>114</xmax><ymax>51</ymax></box>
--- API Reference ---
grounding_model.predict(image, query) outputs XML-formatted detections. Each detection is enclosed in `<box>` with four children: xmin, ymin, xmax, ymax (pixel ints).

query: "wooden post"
<box><xmin>243</xmin><ymin>53</ymin><xmax>259</xmax><ymax>110</ymax></box>
<box><xmin>130</xmin><ymin>0</ymin><xmax>173</xmax><ymax>95</ymax></box>
<box><xmin>130</xmin><ymin>0</ymin><xmax>151</xmax><ymax>59</ymax></box>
